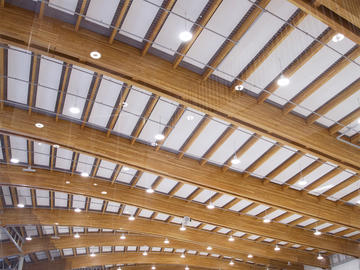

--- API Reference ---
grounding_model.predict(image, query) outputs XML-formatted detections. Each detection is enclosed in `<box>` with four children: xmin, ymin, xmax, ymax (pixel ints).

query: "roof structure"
<box><xmin>0</xmin><ymin>0</ymin><xmax>359</xmax><ymax>270</ymax></box>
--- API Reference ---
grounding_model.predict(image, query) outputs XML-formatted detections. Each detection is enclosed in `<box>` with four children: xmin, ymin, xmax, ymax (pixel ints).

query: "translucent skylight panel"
<box><xmin>213</xmin><ymin>194</ymin><xmax>235</xmax><ymax>208</ymax></box>
<box><xmin>55</xmin><ymin>147</ymin><xmax>73</xmax><ymax>170</ymax></box>
<box><xmin>116</xmin><ymin>166</ymin><xmax>137</xmax><ymax>184</ymax></box>
<box><xmin>136</xmin><ymin>172</ymin><xmax>158</xmax><ymax>188</ymax></box>
<box><xmin>72</xmin><ymin>194</ymin><xmax>86</xmax><ymax>209</ymax></box>
<box><xmin>96</xmin><ymin>160</ymin><xmax>117</xmax><ymax>179</ymax></box>
<box><xmin>1</xmin><ymin>186</ymin><xmax>12</xmax><ymax>205</ymax></box>
<box><xmin>174</xmin><ymin>184</ymin><xmax>197</xmax><ymax>198</ymax></box>
<box><xmin>155</xmin><ymin>178</ymin><xmax>178</xmax><ymax>194</ymax></box>
<box><xmin>48</xmin><ymin>0</ymin><xmax>78</xmax><ymax>15</ymax></box>
<box><xmin>193</xmin><ymin>189</ymin><xmax>216</xmax><ymax>203</ymax></box>
<box><xmin>9</xmin><ymin>136</ymin><xmax>28</xmax><ymax>164</ymax></box>
<box><xmin>33</xmin><ymin>141</ymin><xmax>50</xmax><ymax>166</ymax></box>
<box><xmin>328</xmin><ymin>180</ymin><xmax>360</xmax><ymax>201</ymax></box>
<box><xmin>89</xmin><ymin>198</ymin><xmax>104</xmax><ymax>211</ymax></box>
<box><xmin>76</xmin><ymin>154</ymin><xmax>95</xmax><ymax>175</ymax></box>
<box><xmin>138</xmin><ymin>209</ymin><xmax>154</xmax><ymax>218</ymax></box>
<box><xmin>292</xmin><ymin>163</ymin><xmax>336</xmax><ymax>189</ymax></box>
<box><xmin>16</xmin><ymin>187</ymin><xmax>32</xmax><ymax>206</ymax></box>
<box><xmin>7</xmin><ymin>46</ymin><xmax>31</xmax><ymax>104</ymax></box>
<box><xmin>228</xmin><ymin>199</ymin><xmax>252</xmax><ymax>212</ymax></box>
<box><xmin>106</xmin><ymin>201</ymin><xmax>121</xmax><ymax>213</ymax></box>
<box><xmin>36</xmin><ymin>189</ymin><xmax>50</xmax><ymax>206</ymax></box>
<box><xmin>85</xmin><ymin>0</ymin><xmax>120</xmax><ymax>28</ymax></box>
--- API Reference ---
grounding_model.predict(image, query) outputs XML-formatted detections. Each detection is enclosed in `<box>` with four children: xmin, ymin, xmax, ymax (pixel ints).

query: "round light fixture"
<box><xmin>247</xmin><ymin>254</ymin><xmax>253</xmax><ymax>259</ymax></box>
<box><xmin>317</xmin><ymin>253</ymin><xmax>324</xmax><ymax>260</ymax></box>
<box><xmin>65</xmin><ymin>180</ymin><xmax>71</xmax><ymax>184</ymax></box>
<box><xmin>120</xmin><ymin>234</ymin><xmax>126</xmax><ymax>240</ymax></box>
<box><xmin>93</xmin><ymin>183</ymin><xmax>98</xmax><ymax>186</ymax></box>
<box><xmin>101</xmin><ymin>191</ymin><xmax>107</xmax><ymax>195</ymax></box>
<box><xmin>228</xmin><ymin>235</ymin><xmax>235</xmax><ymax>242</ymax></box>
<box><xmin>146</xmin><ymin>188</ymin><xmax>154</xmax><ymax>194</ymax></box>
<box><xmin>154</xmin><ymin>133</ymin><xmax>165</xmax><ymax>141</ymax></box>
<box><xmin>206</xmin><ymin>246</ymin><xmax>212</xmax><ymax>251</ymax></box>
<box><xmin>332</xmin><ymin>33</ymin><xmax>344</xmax><ymax>43</ymax></box>
<box><xmin>229</xmin><ymin>260</ymin><xmax>234</xmax><ymax>266</ymax></box>
<box><xmin>143</xmin><ymin>251</ymin><xmax>148</xmax><ymax>256</ymax></box>
<box><xmin>152</xmin><ymin>266</ymin><xmax>156</xmax><ymax>270</ymax></box>
<box><xmin>164</xmin><ymin>238</ymin><xmax>169</xmax><ymax>244</ymax></box>
<box><xmin>25</xmin><ymin>236</ymin><xmax>32</xmax><ymax>241</ymax></box>
<box><xmin>90</xmin><ymin>51</ymin><xmax>102</xmax><ymax>59</ymax></box>
<box><xmin>74</xmin><ymin>208</ymin><xmax>82</xmax><ymax>213</ymax></box>
<box><xmin>185</xmin><ymin>266</ymin><xmax>189</xmax><ymax>270</ymax></box>
<box><xmin>274</xmin><ymin>244</ymin><xmax>280</xmax><ymax>251</ymax></box>
<box><xmin>314</xmin><ymin>229</ymin><xmax>322</xmax><ymax>236</ymax></box>
<box><xmin>263</xmin><ymin>217</ymin><xmax>271</xmax><ymax>224</ymax></box>
<box><xmin>35</xmin><ymin>123</ymin><xmax>44</xmax><ymax>128</ymax></box>
<box><xmin>10</xmin><ymin>158</ymin><xmax>20</xmax><ymax>164</ymax></box>
<box><xmin>234</xmin><ymin>84</ymin><xmax>244</xmax><ymax>91</ymax></box>
<box><xmin>180</xmin><ymin>253</ymin><xmax>186</xmax><ymax>258</ymax></box>
<box><xmin>17</xmin><ymin>203</ymin><xmax>25</xmax><ymax>208</ymax></box>
<box><xmin>180</xmin><ymin>225</ymin><xmax>186</xmax><ymax>231</ymax></box>
<box><xmin>231</xmin><ymin>156</ymin><xmax>241</xmax><ymax>165</ymax></box>
<box><xmin>118</xmin><ymin>268</ymin><xmax>122</xmax><ymax>270</ymax></box>
<box><xmin>277</xmin><ymin>75</ymin><xmax>290</xmax><ymax>87</ymax></box>
<box><xmin>90</xmin><ymin>253</ymin><xmax>96</xmax><ymax>257</ymax></box>
<box><xmin>74</xmin><ymin>233</ymin><xmax>80</xmax><ymax>239</ymax></box>
<box><xmin>206</xmin><ymin>202</ymin><xmax>215</xmax><ymax>209</ymax></box>
<box><xmin>179</xmin><ymin>31</ymin><xmax>192</xmax><ymax>42</ymax></box>
<box><xmin>69</xmin><ymin>107</ymin><xmax>81</xmax><ymax>114</ymax></box>
<box><xmin>81</xmin><ymin>172</ymin><xmax>89</xmax><ymax>177</ymax></box>
<box><xmin>128</xmin><ymin>215</ymin><xmax>135</xmax><ymax>221</ymax></box>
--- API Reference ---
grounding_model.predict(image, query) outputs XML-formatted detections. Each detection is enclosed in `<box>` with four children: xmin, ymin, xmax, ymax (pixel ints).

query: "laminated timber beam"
<box><xmin>0</xmin><ymin>106</ymin><xmax>359</xmax><ymax>233</ymax></box>
<box><xmin>1</xmin><ymin>5</ymin><xmax>360</xmax><ymax>179</ymax></box>
<box><xmin>287</xmin><ymin>0</ymin><xmax>360</xmax><ymax>45</ymax></box>
<box><xmin>0</xmin><ymin>234</ymin><xmax>302</xmax><ymax>269</ymax></box>
<box><xmin>22</xmin><ymin>252</ymin><xmax>259</xmax><ymax>270</ymax></box>
<box><xmin>0</xmin><ymin>167</ymin><xmax>358</xmax><ymax>258</ymax></box>
<box><xmin>1</xmin><ymin>208</ymin><xmax>326</xmax><ymax>268</ymax></box>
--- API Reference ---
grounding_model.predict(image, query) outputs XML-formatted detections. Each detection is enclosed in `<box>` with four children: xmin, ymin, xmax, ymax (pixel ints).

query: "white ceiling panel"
<box><xmin>228</xmin><ymin>199</ymin><xmax>252</xmax><ymax>212</ymax></box>
<box><xmin>155</xmin><ymin>178</ymin><xmax>178</xmax><ymax>194</ymax></box>
<box><xmin>328</xmin><ymin>180</ymin><xmax>360</xmax><ymax>201</ymax></box>
<box><xmin>10</xmin><ymin>136</ymin><xmax>28</xmax><ymax>163</ymax></box>
<box><xmin>152</xmin><ymin>0</ymin><xmax>208</xmax><ymax>55</ymax></box>
<box><xmin>89</xmin><ymin>198</ymin><xmax>104</xmax><ymax>211</ymax></box>
<box><xmin>62</xmin><ymin>66</ymin><xmax>94</xmax><ymax>119</ymax></box>
<box><xmin>138</xmin><ymin>97</ymin><xmax>178</xmax><ymax>143</ymax></box>
<box><xmin>55</xmin><ymin>147</ymin><xmax>73</xmax><ymax>170</ymax></box>
<box><xmin>316</xmin><ymin>90</ymin><xmax>360</xmax><ymax>127</ymax></box>
<box><xmin>213</xmin><ymin>194</ymin><xmax>235</xmax><ymax>208</ymax></box>
<box><xmin>309</xmin><ymin>170</ymin><xmax>354</xmax><ymax>195</ymax></box>
<box><xmin>36</xmin><ymin>189</ymin><xmax>50</xmax><ymax>206</ymax></box>
<box><xmin>54</xmin><ymin>191</ymin><xmax>68</xmax><ymax>208</ymax></box>
<box><xmin>0</xmin><ymin>139</ymin><xmax>3</xmax><ymax>160</ymax></box>
<box><xmin>293</xmin><ymin>163</ymin><xmax>336</xmax><ymax>189</ymax></box>
<box><xmin>186</xmin><ymin>118</ymin><xmax>229</xmax><ymax>158</ymax></box>
<box><xmin>16</xmin><ymin>187</ymin><xmax>32</xmax><ymax>206</ymax></box>
<box><xmin>245</xmin><ymin>15</ymin><xmax>327</xmax><ymax>95</ymax></box>
<box><xmin>174</xmin><ymin>183</ymin><xmax>197</xmax><ymax>198</ymax></box>
<box><xmin>106</xmin><ymin>201</ymin><xmax>121</xmax><ymax>213</ymax></box>
<box><xmin>279</xmin><ymin>214</ymin><xmax>302</xmax><ymax>224</ymax></box>
<box><xmin>136</xmin><ymin>172</ymin><xmax>158</xmax><ymax>188</ymax></box>
<box><xmin>230</xmin><ymin>137</ymin><xmax>275</xmax><ymax>172</ymax></box>
<box><xmin>269</xmin><ymin>41</ymin><xmax>355</xmax><ymax>106</ymax></box>
<box><xmin>96</xmin><ymin>160</ymin><xmax>117</xmax><ymax>179</ymax></box>
<box><xmin>123</xmin><ymin>205</ymin><xmax>138</xmax><ymax>215</ymax></box>
<box><xmin>208</xmin><ymin>127</ymin><xmax>253</xmax><ymax>165</ymax></box>
<box><xmin>88</xmin><ymin>76</ymin><xmax>123</xmax><ymax>127</ymax></box>
<box><xmin>271</xmin><ymin>155</ymin><xmax>317</xmax><ymax>184</ymax></box>
<box><xmin>7</xmin><ymin>47</ymin><xmax>31</xmax><ymax>104</ymax></box>
<box><xmin>113</xmin><ymin>87</ymin><xmax>151</xmax><ymax>136</ymax></box>
<box><xmin>253</xmin><ymin>147</ymin><xmax>297</xmax><ymax>179</ymax></box>
<box><xmin>192</xmin><ymin>189</ymin><xmax>216</xmax><ymax>203</ymax></box>
<box><xmin>85</xmin><ymin>0</ymin><xmax>120</xmax><ymax>28</ymax></box>
<box><xmin>2</xmin><ymin>186</ymin><xmax>12</xmax><ymax>206</ymax></box>
<box><xmin>293</xmin><ymin>59</ymin><xmax>360</xmax><ymax>117</ymax></box>
<box><xmin>76</xmin><ymin>154</ymin><xmax>95</xmax><ymax>175</ymax></box>
<box><xmin>213</xmin><ymin>0</ymin><xmax>297</xmax><ymax>82</ymax></box>
<box><xmin>138</xmin><ymin>209</ymin><xmax>154</xmax><ymax>218</ymax></box>
<box><xmin>184</xmin><ymin>0</ymin><xmax>252</xmax><ymax>68</ymax></box>
<box><xmin>163</xmin><ymin>108</ymin><xmax>204</xmax><ymax>151</ymax></box>
<box><xmin>338</xmin><ymin>118</ymin><xmax>360</xmax><ymax>137</ymax></box>
<box><xmin>72</xmin><ymin>194</ymin><xmax>86</xmax><ymax>209</ymax></box>
<box><xmin>120</xmin><ymin>0</ymin><xmax>162</xmax><ymax>42</ymax></box>
<box><xmin>35</xmin><ymin>56</ymin><xmax>63</xmax><ymax>111</ymax></box>
<box><xmin>154</xmin><ymin>212</ymin><xmax>170</xmax><ymax>221</ymax></box>
<box><xmin>246</xmin><ymin>205</ymin><xmax>269</xmax><ymax>216</ymax></box>
<box><xmin>33</xmin><ymin>141</ymin><xmax>50</xmax><ymax>166</ymax></box>
<box><xmin>348</xmin><ymin>195</ymin><xmax>360</xmax><ymax>205</ymax></box>
<box><xmin>24</xmin><ymin>225</ymin><xmax>38</xmax><ymax>237</ymax></box>
<box><xmin>116</xmin><ymin>166</ymin><xmax>137</xmax><ymax>184</ymax></box>
<box><xmin>49</xmin><ymin>0</ymin><xmax>78</xmax><ymax>15</ymax></box>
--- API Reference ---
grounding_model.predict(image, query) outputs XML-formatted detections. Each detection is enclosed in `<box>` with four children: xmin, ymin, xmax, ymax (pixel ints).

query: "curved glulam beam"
<box><xmin>0</xmin><ymin>233</ymin><xmax>301</xmax><ymax>269</ymax></box>
<box><xmin>0</xmin><ymin>107</ymin><xmax>359</xmax><ymax>233</ymax></box>
<box><xmin>2</xmin><ymin>208</ymin><xmax>327</xmax><ymax>267</ymax></box>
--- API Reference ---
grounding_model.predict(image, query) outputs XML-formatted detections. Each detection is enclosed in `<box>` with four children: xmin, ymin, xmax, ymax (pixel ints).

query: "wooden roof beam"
<box><xmin>257</xmin><ymin>29</ymin><xmax>336</xmax><ymax>104</ymax></box>
<box><xmin>142</xmin><ymin>0</ymin><xmax>176</xmax><ymax>56</ymax></box>
<box><xmin>173</xmin><ymin>0</ymin><xmax>222</xmax><ymax>68</ymax></box>
<box><xmin>109</xmin><ymin>0</ymin><xmax>130</xmax><ymax>44</ymax></box>
<box><xmin>55</xmin><ymin>63</ymin><xmax>71</xmax><ymax>121</ymax></box>
<box><xmin>283</xmin><ymin>47</ymin><xmax>360</xmax><ymax>115</ymax></box>
<box><xmin>75</xmin><ymin>0</ymin><xmax>88</xmax><ymax>31</ymax></box>
<box><xmin>202</xmin><ymin>0</ymin><xmax>271</xmax><ymax>80</ymax></box>
<box><xmin>230</xmin><ymin>11</ymin><xmax>307</xmax><ymax>90</ymax></box>
<box><xmin>1</xmin><ymin>107</ymin><xmax>358</xmax><ymax>230</ymax></box>
<box><xmin>28</xmin><ymin>53</ymin><xmax>39</xmax><ymax>115</ymax></box>
<box><xmin>0</xmin><ymin>47</ymin><xmax>4</xmax><ymax>109</ymax></box>
<box><xmin>329</xmin><ymin>107</ymin><xmax>360</xmax><ymax>135</ymax></box>
<box><xmin>304</xmin><ymin>168</ymin><xmax>341</xmax><ymax>192</ymax></box>
<box><xmin>81</xmin><ymin>74</ymin><xmax>101</xmax><ymax>128</ymax></box>
<box><xmin>283</xmin><ymin>160</ymin><xmax>324</xmax><ymax>189</ymax></box>
<box><xmin>2</xmin><ymin>208</ymin><xmax>327</xmax><ymax>267</ymax></box>
<box><xmin>306</xmin><ymin>78</ymin><xmax>360</xmax><ymax>124</ymax></box>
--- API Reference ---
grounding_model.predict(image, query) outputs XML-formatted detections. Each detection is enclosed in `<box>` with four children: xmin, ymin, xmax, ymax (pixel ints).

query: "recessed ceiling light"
<box><xmin>101</xmin><ymin>191</ymin><xmax>107</xmax><ymax>195</ymax></box>
<box><xmin>122</xmin><ymin>166</ymin><xmax>130</xmax><ymax>171</ymax></box>
<box><xmin>146</xmin><ymin>188</ymin><xmax>154</xmax><ymax>194</ymax></box>
<box><xmin>263</xmin><ymin>217</ymin><xmax>271</xmax><ymax>224</ymax></box>
<box><xmin>90</xmin><ymin>51</ymin><xmax>102</xmax><ymax>59</ymax></box>
<box><xmin>231</xmin><ymin>156</ymin><xmax>240</xmax><ymax>165</ymax></box>
<box><xmin>229</xmin><ymin>260</ymin><xmax>234</xmax><ymax>266</ymax></box>
<box><xmin>10</xmin><ymin>158</ymin><xmax>19</xmax><ymax>164</ymax></box>
<box><xmin>206</xmin><ymin>202</ymin><xmax>215</xmax><ymax>209</ymax></box>
<box><xmin>35</xmin><ymin>123</ymin><xmax>44</xmax><ymax>128</ymax></box>
<box><xmin>247</xmin><ymin>254</ymin><xmax>253</xmax><ymax>259</ymax></box>
<box><xmin>317</xmin><ymin>253</ymin><xmax>324</xmax><ymax>260</ymax></box>
<box><xmin>357</xmin><ymin>118</ymin><xmax>360</xmax><ymax>124</ymax></box>
<box><xmin>206</xmin><ymin>246</ymin><xmax>212</xmax><ymax>251</ymax></box>
<box><xmin>298</xmin><ymin>180</ymin><xmax>308</xmax><ymax>186</ymax></box>
<box><xmin>277</xmin><ymin>75</ymin><xmax>290</xmax><ymax>87</ymax></box>
<box><xmin>164</xmin><ymin>238</ymin><xmax>169</xmax><ymax>244</ymax></box>
<box><xmin>234</xmin><ymin>84</ymin><xmax>244</xmax><ymax>91</ymax></box>
<box><xmin>154</xmin><ymin>133</ymin><xmax>165</xmax><ymax>141</ymax></box>
<box><xmin>179</xmin><ymin>31</ymin><xmax>192</xmax><ymax>42</ymax></box>
<box><xmin>53</xmin><ymin>144</ymin><xmax>60</xmax><ymax>149</ymax></box>
<box><xmin>74</xmin><ymin>208</ymin><xmax>82</xmax><ymax>213</ymax></box>
<box><xmin>274</xmin><ymin>244</ymin><xmax>280</xmax><ymax>251</ymax></box>
<box><xmin>17</xmin><ymin>203</ymin><xmax>25</xmax><ymax>208</ymax></box>
<box><xmin>54</xmin><ymin>222</ymin><xmax>59</xmax><ymax>225</ymax></box>
<box><xmin>332</xmin><ymin>33</ymin><xmax>344</xmax><ymax>43</ymax></box>
<box><xmin>25</xmin><ymin>236</ymin><xmax>32</xmax><ymax>241</ymax></box>
<box><xmin>228</xmin><ymin>235</ymin><xmax>235</xmax><ymax>242</ymax></box>
<box><xmin>314</xmin><ymin>229</ymin><xmax>322</xmax><ymax>236</ymax></box>
<box><xmin>65</xmin><ymin>180</ymin><xmax>70</xmax><ymax>184</ymax></box>
<box><xmin>180</xmin><ymin>225</ymin><xmax>186</xmax><ymax>231</ymax></box>
<box><xmin>120</xmin><ymin>234</ymin><xmax>126</xmax><ymax>240</ymax></box>
<box><xmin>128</xmin><ymin>215</ymin><xmax>135</xmax><ymax>221</ymax></box>
<box><xmin>185</xmin><ymin>266</ymin><xmax>189</xmax><ymax>270</ymax></box>
<box><xmin>357</xmin><ymin>199</ymin><xmax>360</xmax><ymax>204</ymax></box>
<box><xmin>93</xmin><ymin>183</ymin><xmax>98</xmax><ymax>186</ymax></box>
<box><xmin>143</xmin><ymin>251</ymin><xmax>148</xmax><ymax>256</ymax></box>
<box><xmin>90</xmin><ymin>253</ymin><xmax>96</xmax><ymax>257</ymax></box>
<box><xmin>180</xmin><ymin>253</ymin><xmax>186</xmax><ymax>258</ymax></box>
<box><xmin>151</xmin><ymin>266</ymin><xmax>156</xmax><ymax>270</ymax></box>
<box><xmin>69</xmin><ymin>107</ymin><xmax>81</xmax><ymax>114</ymax></box>
<box><xmin>74</xmin><ymin>233</ymin><xmax>80</xmax><ymax>239</ymax></box>
<box><xmin>186</xmin><ymin>115</ymin><xmax>194</xmax><ymax>121</ymax></box>
<box><xmin>81</xmin><ymin>172</ymin><xmax>89</xmax><ymax>177</ymax></box>
<box><xmin>118</xmin><ymin>268</ymin><xmax>122</xmax><ymax>270</ymax></box>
